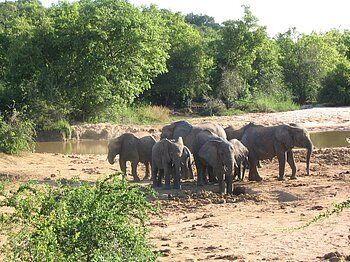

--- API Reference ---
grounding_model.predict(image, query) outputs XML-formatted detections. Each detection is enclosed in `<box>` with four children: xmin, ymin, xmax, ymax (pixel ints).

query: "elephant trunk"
<box><xmin>305</xmin><ymin>140</ymin><xmax>313</xmax><ymax>176</ymax></box>
<box><xmin>107</xmin><ymin>153</ymin><xmax>116</xmax><ymax>165</ymax></box>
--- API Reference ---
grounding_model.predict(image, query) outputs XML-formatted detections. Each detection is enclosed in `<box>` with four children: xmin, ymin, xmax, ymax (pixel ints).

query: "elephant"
<box><xmin>107</xmin><ymin>133</ymin><xmax>156</xmax><ymax>181</ymax></box>
<box><xmin>229</xmin><ymin>139</ymin><xmax>249</xmax><ymax>181</ymax></box>
<box><xmin>160</xmin><ymin>120</ymin><xmax>226</xmax><ymax>152</ymax></box>
<box><xmin>193</xmin><ymin>130</ymin><xmax>236</xmax><ymax>194</ymax></box>
<box><xmin>225</xmin><ymin>125</ymin><xmax>248</xmax><ymax>141</ymax></box>
<box><xmin>151</xmin><ymin>137</ymin><xmax>185</xmax><ymax>190</ymax></box>
<box><xmin>240</xmin><ymin>123</ymin><xmax>313</xmax><ymax>181</ymax></box>
<box><xmin>180</xmin><ymin>145</ymin><xmax>194</xmax><ymax>180</ymax></box>
<box><xmin>225</xmin><ymin>124</ymin><xmax>263</xmax><ymax>171</ymax></box>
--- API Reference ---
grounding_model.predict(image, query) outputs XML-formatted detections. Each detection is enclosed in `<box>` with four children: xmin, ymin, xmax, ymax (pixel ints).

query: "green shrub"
<box><xmin>89</xmin><ymin>105</ymin><xmax>171</xmax><ymax>124</ymax></box>
<box><xmin>233</xmin><ymin>94</ymin><xmax>299</xmax><ymax>113</ymax></box>
<box><xmin>44</xmin><ymin>119</ymin><xmax>72</xmax><ymax>140</ymax></box>
<box><xmin>0</xmin><ymin>173</ymin><xmax>159</xmax><ymax>262</ymax></box>
<box><xmin>0</xmin><ymin>109</ymin><xmax>36</xmax><ymax>155</ymax></box>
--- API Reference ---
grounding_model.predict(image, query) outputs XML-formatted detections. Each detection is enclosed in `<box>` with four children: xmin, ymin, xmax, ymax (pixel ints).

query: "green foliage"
<box><xmin>44</xmin><ymin>119</ymin><xmax>72</xmax><ymax>140</ymax></box>
<box><xmin>276</xmin><ymin>30</ymin><xmax>346</xmax><ymax>104</ymax></box>
<box><xmin>145</xmin><ymin>10</ymin><xmax>213</xmax><ymax>108</ymax></box>
<box><xmin>233</xmin><ymin>93</ymin><xmax>299</xmax><ymax>113</ymax></box>
<box><xmin>89</xmin><ymin>104</ymin><xmax>171</xmax><ymax>124</ymax></box>
<box><xmin>295</xmin><ymin>199</ymin><xmax>350</xmax><ymax>229</ymax></box>
<box><xmin>1</xmin><ymin>1</ymin><xmax>350</xmax><ymax>123</ymax></box>
<box><xmin>0</xmin><ymin>173</ymin><xmax>159</xmax><ymax>261</ymax></box>
<box><xmin>319</xmin><ymin>61</ymin><xmax>350</xmax><ymax>105</ymax></box>
<box><xmin>213</xmin><ymin>6</ymin><xmax>284</xmax><ymax>103</ymax></box>
<box><xmin>0</xmin><ymin>109</ymin><xmax>36</xmax><ymax>155</ymax></box>
<box><xmin>1</xmin><ymin>0</ymin><xmax>170</xmax><ymax>123</ymax></box>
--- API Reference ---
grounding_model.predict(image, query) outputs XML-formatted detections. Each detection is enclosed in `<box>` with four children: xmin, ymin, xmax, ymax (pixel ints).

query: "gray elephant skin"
<box><xmin>180</xmin><ymin>145</ymin><xmax>194</xmax><ymax>180</ymax></box>
<box><xmin>229</xmin><ymin>139</ymin><xmax>249</xmax><ymax>181</ymax></box>
<box><xmin>107</xmin><ymin>133</ymin><xmax>156</xmax><ymax>181</ymax></box>
<box><xmin>193</xmin><ymin>130</ymin><xmax>236</xmax><ymax>194</ymax></box>
<box><xmin>160</xmin><ymin>120</ymin><xmax>226</xmax><ymax>152</ymax></box>
<box><xmin>152</xmin><ymin>137</ymin><xmax>185</xmax><ymax>190</ymax></box>
<box><xmin>240</xmin><ymin>123</ymin><xmax>313</xmax><ymax>181</ymax></box>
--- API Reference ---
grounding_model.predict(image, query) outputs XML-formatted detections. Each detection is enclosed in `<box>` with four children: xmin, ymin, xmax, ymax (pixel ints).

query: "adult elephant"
<box><xmin>225</xmin><ymin>125</ymin><xmax>249</xmax><ymax>141</ymax></box>
<box><xmin>107</xmin><ymin>133</ymin><xmax>156</xmax><ymax>181</ymax></box>
<box><xmin>241</xmin><ymin>123</ymin><xmax>313</xmax><ymax>181</ymax></box>
<box><xmin>152</xmin><ymin>137</ymin><xmax>185</xmax><ymax>190</ymax></box>
<box><xmin>193</xmin><ymin>130</ymin><xmax>236</xmax><ymax>193</ymax></box>
<box><xmin>160</xmin><ymin>120</ymin><xmax>226</xmax><ymax>152</ymax></box>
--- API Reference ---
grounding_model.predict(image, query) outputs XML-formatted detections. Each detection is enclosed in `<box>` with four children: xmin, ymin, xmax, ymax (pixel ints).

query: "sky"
<box><xmin>38</xmin><ymin>0</ymin><xmax>350</xmax><ymax>37</ymax></box>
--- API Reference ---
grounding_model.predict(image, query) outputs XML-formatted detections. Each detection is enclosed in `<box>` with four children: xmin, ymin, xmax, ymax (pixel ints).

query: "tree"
<box><xmin>213</xmin><ymin>5</ymin><xmax>284</xmax><ymax>105</ymax></box>
<box><xmin>145</xmin><ymin>10</ymin><xmax>213</xmax><ymax>107</ymax></box>
<box><xmin>277</xmin><ymin>30</ymin><xmax>345</xmax><ymax>104</ymax></box>
<box><xmin>1</xmin><ymin>0</ymin><xmax>170</xmax><ymax>124</ymax></box>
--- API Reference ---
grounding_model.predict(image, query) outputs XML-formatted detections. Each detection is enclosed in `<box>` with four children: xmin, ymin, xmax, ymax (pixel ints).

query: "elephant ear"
<box><xmin>198</xmin><ymin>140</ymin><xmax>219</xmax><ymax>167</ymax></box>
<box><xmin>275</xmin><ymin>125</ymin><xmax>294</xmax><ymax>150</ymax></box>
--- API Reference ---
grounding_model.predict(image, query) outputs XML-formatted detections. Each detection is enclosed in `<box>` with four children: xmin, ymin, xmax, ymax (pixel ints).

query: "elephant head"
<box><xmin>160</xmin><ymin>120</ymin><xmax>193</xmax><ymax>140</ymax></box>
<box><xmin>107</xmin><ymin>137</ymin><xmax>122</xmax><ymax>164</ymax></box>
<box><xmin>277</xmin><ymin>124</ymin><xmax>313</xmax><ymax>175</ymax></box>
<box><xmin>225</xmin><ymin>123</ymin><xmax>253</xmax><ymax>140</ymax></box>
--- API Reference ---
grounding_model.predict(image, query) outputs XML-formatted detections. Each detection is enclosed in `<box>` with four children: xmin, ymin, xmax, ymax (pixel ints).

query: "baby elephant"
<box><xmin>107</xmin><ymin>133</ymin><xmax>156</xmax><ymax>181</ymax></box>
<box><xmin>152</xmin><ymin>137</ymin><xmax>185</xmax><ymax>189</ymax></box>
<box><xmin>229</xmin><ymin>139</ymin><xmax>249</xmax><ymax>181</ymax></box>
<box><xmin>180</xmin><ymin>145</ymin><xmax>194</xmax><ymax>180</ymax></box>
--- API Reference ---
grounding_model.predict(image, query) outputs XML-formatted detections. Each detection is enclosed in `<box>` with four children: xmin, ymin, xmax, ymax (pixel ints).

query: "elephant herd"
<box><xmin>107</xmin><ymin>120</ymin><xmax>314</xmax><ymax>194</ymax></box>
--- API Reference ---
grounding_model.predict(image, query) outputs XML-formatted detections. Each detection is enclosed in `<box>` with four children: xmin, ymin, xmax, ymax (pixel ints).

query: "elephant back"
<box><xmin>198</xmin><ymin>122</ymin><xmax>226</xmax><ymax>139</ymax></box>
<box><xmin>138</xmin><ymin>135</ymin><xmax>156</xmax><ymax>163</ymax></box>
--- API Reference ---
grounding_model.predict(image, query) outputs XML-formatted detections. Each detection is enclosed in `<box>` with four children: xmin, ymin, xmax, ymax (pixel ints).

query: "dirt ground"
<box><xmin>1</xmin><ymin>106</ymin><xmax>350</xmax><ymax>261</ymax></box>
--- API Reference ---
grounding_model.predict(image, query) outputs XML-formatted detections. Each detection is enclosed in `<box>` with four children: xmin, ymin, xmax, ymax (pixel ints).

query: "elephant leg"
<box><xmin>152</xmin><ymin>164</ymin><xmax>158</xmax><ymax>187</ymax></box>
<box><xmin>119</xmin><ymin>158</ymin><xmax>127</xmax><ymax>176</ymax></box>
<box><xmin>173</xmin><ymin>168</ymin><xmax>181</xmax><ymax>190</ymax></box>
<box><xmin>131</xmin><ymin>161</ymin><xmax>140</xmax><ymax>182</ymax></box>
<box><xmin>233</xmin><ymin>165</ymin><xmax>240</xmax><ymax>181</ymax></box>
<box><xmin>276</xmin><ymin>151</ymin><xmax>286</xmax><ymax>181</ymax></box>
<box><xmin>195</xmin><ymin>160</ymin><xmax>205</xmax><ymax>186</ymax></box>
<box><xmin>287</xmin><ymin>150</ymin><xmax>297</xmax><ymax>179</ymax></box>
<box><xmin>188</xmin><ymin>160</ymin><xmax>194</xmax><ymax>179</ymax></box>
<box><xmin>143</xmin><ymin>162</ymin><xmax>150</xmax><ymax>180</ymax></box>
<box><xmin>181</xmin><ymin>163</ymin><xmax>188</xmax><ymax>180</ymax></box>
<box><xmin>164</xmin><ymin>165</ymin><xmax>171</xmax><ymax>190</ymax></box>
<box><xmin>226</xmin><ymin>174</ymin><xmax>233</xmax><ymax>194</ymax></box>
<box><xmin>158</xmin><ymin>169</ymin><xmax>164</xmax><ymax>187</ymax></box>
<box><xmin>248</xmin><ymin>157</ymin><xmax>262</xmax><ymax>182</ymax></box>
<box><xmin>208</xmin><ymin>166</ymin><xmax>218</xmax><ymax>183</ymax></box>
<box><xmin>217</xmin><ymin>170</ymin><xmax>225</xmax><ymax>194</ymax></box>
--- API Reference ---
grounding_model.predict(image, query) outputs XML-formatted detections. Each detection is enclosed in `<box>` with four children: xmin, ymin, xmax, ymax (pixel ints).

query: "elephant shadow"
<box><xmin>273</xmin><ymin>190</ymin><xmax>301</xmax><ymax>202</ymax></box>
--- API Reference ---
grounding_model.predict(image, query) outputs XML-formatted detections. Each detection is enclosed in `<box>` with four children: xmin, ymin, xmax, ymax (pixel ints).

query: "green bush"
<box><xmin>319</xmin><ymin>62</ymin><xmax>350</xmax><ymax>105</ymax></box>
<box><xmin>0</xmin><ymin>109</ymin><xmax>36</xmax><ymax>155</ymax></box>
<box><xmin>44</xmin><ymin>119</ymin><xmax>72</xmax><ymax>140</ymax></box>
<box><xmin>0</xmin><ymin>174</ymin><xmax>159</xmax><ymax>262</ymax></box>
<box><xmin>89</xmin><ymin>105</ymin><xmax>171</xmax><ymax>124</ymax></box>
<box><xmin>232</xmin><ymin>93</ymin><xmax>299</xmax><ymax>113</ymax></box>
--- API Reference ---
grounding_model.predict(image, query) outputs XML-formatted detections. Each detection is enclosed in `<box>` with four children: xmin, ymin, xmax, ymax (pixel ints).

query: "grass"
<box><xmin>217</xmin><ymin>94</ymin><xmax>300</xmax><ymax>116</ymax></box>
<box><xmin>115</xmin><ymin>105</ymin><xmax>172</xmax><ymax>124</ymax></box>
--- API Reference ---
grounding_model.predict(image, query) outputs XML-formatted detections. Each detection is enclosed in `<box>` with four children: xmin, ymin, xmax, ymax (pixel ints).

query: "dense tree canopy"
<box><xmin>1</xmin><ymin>0</ymin><xmax>350</xmax><ymax>128</ymax></box>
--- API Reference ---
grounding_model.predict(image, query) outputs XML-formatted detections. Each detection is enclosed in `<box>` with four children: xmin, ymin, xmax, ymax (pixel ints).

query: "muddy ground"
<box><xmin>0</xmin><ymin>106</ymin><xmax>350</xmax><ymax>261</ymax></box>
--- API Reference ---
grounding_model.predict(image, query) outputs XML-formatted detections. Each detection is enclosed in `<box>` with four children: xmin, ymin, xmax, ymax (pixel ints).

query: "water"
<box><xmin>35</xmin><ymin>140</ymin><xmax>108</xmax><ymax>154</ymax></box>
<box><xmin>35</xmin><ymin>131</ymin><xmax>350</xmax><ymax>154</ymax></box>
<box><xmin>310</xmin><ymin>131</ymin><xmax>350</xmax><ymax>148</ymax></box>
